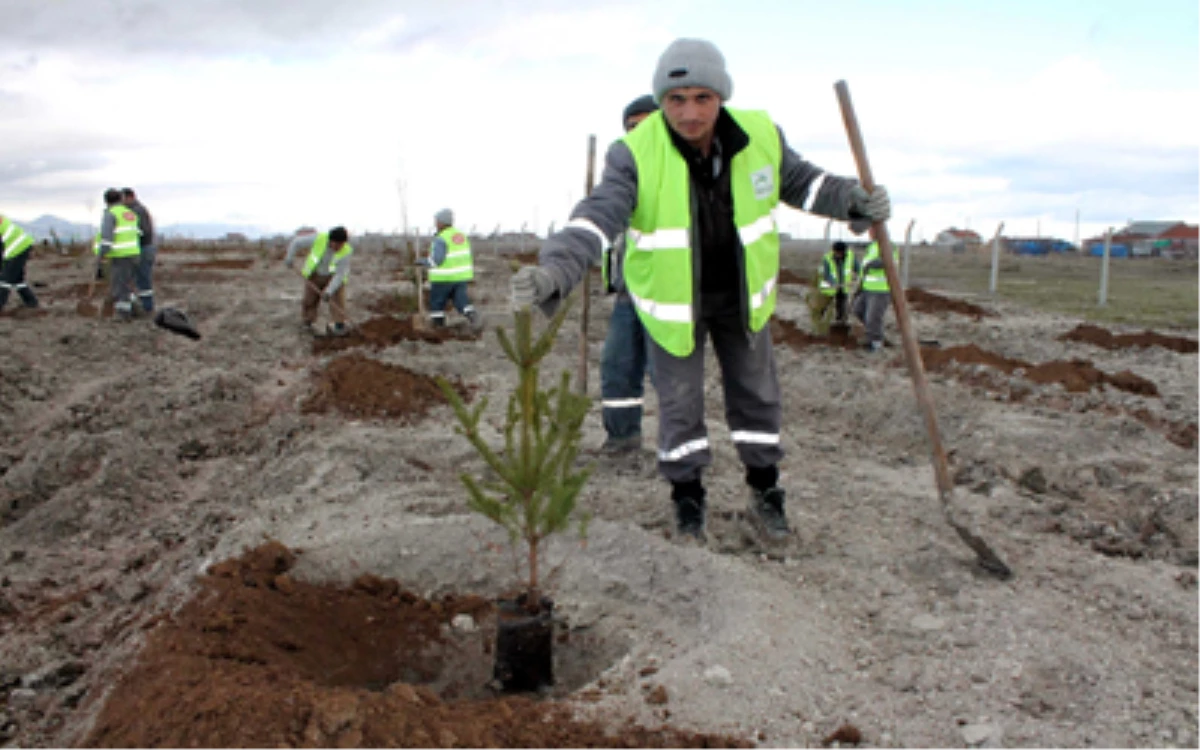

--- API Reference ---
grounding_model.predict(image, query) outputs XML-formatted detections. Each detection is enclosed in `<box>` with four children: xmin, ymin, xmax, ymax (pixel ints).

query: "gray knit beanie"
<box><xmin>652</xmin><ymin>38</ymin><xmax>732</xmax><ymax>103</ymax></box>
<box><xmin>434</xmin><ymin>208</ymin><xmax>453</xmax><ymax>225</ymax></box>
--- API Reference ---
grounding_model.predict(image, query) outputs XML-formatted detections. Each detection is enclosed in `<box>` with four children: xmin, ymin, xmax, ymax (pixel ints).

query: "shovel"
<box><xmin>835</xmin><ymin>80</ymin><xmax>1012</xmax><ymax>580</ymax></box>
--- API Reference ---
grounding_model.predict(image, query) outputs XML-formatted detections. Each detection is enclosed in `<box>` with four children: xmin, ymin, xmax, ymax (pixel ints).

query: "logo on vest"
<box><xmin>452</xmin><ymin>233</ymin><xmax>465</xmax><ymax>244</ymax></box>
<box><xmin>123</xmin><ymin>211</ymin><xmax>137</xmax><ymax>221</ymax></box>
<box><xmin>750</xmin><ymin>167</ymin><xmax>774</xmax><ymax>200</ymax></box>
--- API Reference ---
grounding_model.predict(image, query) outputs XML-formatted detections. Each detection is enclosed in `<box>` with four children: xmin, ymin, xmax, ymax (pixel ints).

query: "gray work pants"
<box><xmin>853</xmin><ymin>290</ymin><xmax>890</xmax><ymax>344</ymax></box>
<box><xmin>108</xmin><ymin>256</ymin><xmax>139</xmax><ymax>317</ymax></box>
<box><xmin>647</xmin><ymin>294</ymin><xmax>783</xmax><ymax>484</ymax></box>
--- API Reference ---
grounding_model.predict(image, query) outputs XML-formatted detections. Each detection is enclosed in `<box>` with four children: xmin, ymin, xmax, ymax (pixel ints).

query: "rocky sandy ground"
<box><xmin>0</xmin><ymin>240</ymin><xmax>1196</xmax><ymax>747</ymax></box>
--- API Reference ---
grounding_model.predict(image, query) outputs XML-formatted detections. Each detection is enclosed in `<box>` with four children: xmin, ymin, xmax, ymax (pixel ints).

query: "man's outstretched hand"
<box><xmin>510</xmin><ymin>266</ymin><xmax>556</xmax><ymax>309</ymax></box>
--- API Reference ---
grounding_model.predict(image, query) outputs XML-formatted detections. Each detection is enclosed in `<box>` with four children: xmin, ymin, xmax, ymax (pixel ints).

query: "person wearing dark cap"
<box><xmin>813</xmin><ymin>240</ymin><xmax>860</xmax><ymax>330</ymax></box>
<box><xmin>284</xmin><ymin>225</ymin><xmax>353</xmax><ymax>336</ymax></box>
<box><xmin>0</xmin><ymin>214</ymin><xmax>39</xmax><ymax>312</ymax></box>
<box><xmin>95</xmin><ymin>188</ymin><xmax>142</xmax><ymax>321</ymax></box>
<box><xmin>420</xmin><ymin>208</ymin><xmax>477</xmax><ymax>328</ymax></box>
<box><xmin>598</xmin><ymin>94</ymin><xmax>660</xmax><ymax>455</ymax></box>
<box><xmin>121</xmin><ymin>188</ymin><xmax>157</xmax><ymax>313</ymax></box>
<box><xmin>511</xmin><ymin>37</ymin><xmax>891</xmax><ymax>546</ymax></box>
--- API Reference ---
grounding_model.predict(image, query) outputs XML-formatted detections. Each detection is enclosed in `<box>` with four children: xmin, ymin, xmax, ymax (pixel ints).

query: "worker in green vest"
<box><xmin>852</xmin><ymin>239</ymin><xmax>896</xmax><ymax>352</ymax></box>
<box><xmin>284</xmin><ymin>226</ymin><xmax>353</xmax><ymax>336</ymax></box>
<box><xmin>420</xmin><ymin>208</ymin><xmax>478</xmax><ymax>328</ymax></box>
<box><xmin>813</xmin><ymin>240</ymin><xmax>860</xmax><ymax>328</ymax></box>
<box><xmin>510</xmin><ymin>38</ymin><xmax>890</xmax><ymax>545</ymax></box>
<box><xmin>0</xmin><ymin>214</ymin><xmax>39</xmax><ymax>312</ymax></box>
<box><xmin>96</xmin><ymin>188</ymin><xmax>142</xmax><ymax>321</ymax></box>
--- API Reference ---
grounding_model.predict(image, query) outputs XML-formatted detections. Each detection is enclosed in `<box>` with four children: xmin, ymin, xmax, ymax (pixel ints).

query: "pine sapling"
<box><xmin>437</xmin><ymin>299</ymin><xmax>591</xmax><ymax>607</ymax></box>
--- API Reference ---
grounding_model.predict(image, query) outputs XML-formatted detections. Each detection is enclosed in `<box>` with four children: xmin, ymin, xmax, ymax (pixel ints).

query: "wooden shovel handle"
<box><xmin>834</xmin><ymin>80</ymin><xmax>1012</xmax><ymax>578</ymax></box>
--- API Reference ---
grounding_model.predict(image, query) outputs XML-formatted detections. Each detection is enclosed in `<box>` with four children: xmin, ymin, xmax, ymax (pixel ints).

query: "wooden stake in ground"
<box><xmin>576</xmin><ymin>134</ymin><xmax>597</xmax><ymax>395</ymax></box>
<box><xmin>834</xmin><ymin>79</ymin><xmax>1012</xmax><ymax>579</ymax></box>
<box><xmin>901</xmin><ymin>218</ymin><xmax>915</xmax><ymax>289</ymax></box>
<box><xmin>988</xmin><ymin>221</ymin><xmax>1006</xmax><ymax>296</ymax></box>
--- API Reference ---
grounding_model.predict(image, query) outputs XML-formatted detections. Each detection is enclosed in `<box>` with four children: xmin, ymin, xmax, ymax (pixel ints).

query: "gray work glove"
<box><xmin>848</xmin><ymin>184</ymin><xmax>891</xmax><ymax>223</ymax></box>
<box><xmin>510</xmin><ymin>266</ymin><xmax>556</xmax><ymax>309</ymax></box>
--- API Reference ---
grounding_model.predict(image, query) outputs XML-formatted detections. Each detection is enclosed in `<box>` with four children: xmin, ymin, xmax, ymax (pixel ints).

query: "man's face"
<box><xmin>661</xmin><ymin>87</ymin><xmax>721</xmax><ymax>149</ymax></box>
<box><xmin>624</xmin><ymin>112</ymin><xmax>652</xmax><ymax>133</ymax></box>
<box><xmin>121</xmin><ymin>194</ymin><xmax>134</xmax><ymax>205</ymax></box>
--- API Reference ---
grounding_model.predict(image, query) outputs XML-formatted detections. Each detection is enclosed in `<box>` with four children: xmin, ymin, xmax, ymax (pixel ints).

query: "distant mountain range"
<box><xmin>15</xmin><ymin>214</ymin><xmax>272</xmax><ymax>242</ymax></box>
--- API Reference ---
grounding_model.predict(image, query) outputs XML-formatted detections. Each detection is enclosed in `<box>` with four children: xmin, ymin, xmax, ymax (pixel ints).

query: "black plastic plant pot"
<box><xmin>493</xmin><ymin>594</ymin><xmax>554</xmax><ymax>693</ymax></box>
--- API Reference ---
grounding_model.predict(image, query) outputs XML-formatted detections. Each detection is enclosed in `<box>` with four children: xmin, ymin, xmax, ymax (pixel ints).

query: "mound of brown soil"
<box><xmin>905</xmin><ymin>287</ymin><xmax>995</xmax><ymax>319</ymax></box>
<box><xmin>920</xmin><ymin>344</ymin><xmax>1158</xmax><ymax>396</ymax></box>
<box><xmin>178</xmin><ymin>259</ymin><xmax>256</xmax><ymax>270</ymax></box>
<box><xmin>1058</xmin><ymin>323</ymin><xmax>1199</xmax><ymax>353</ymax></box>
<box><xmin>83</xmin><ymin>542</ymin><xmax>748</xmax><ymax>749</ymax></box>
<box><xmin>771</xmin><ymin>318</ymin><xmax>859</xmax><ymax>350</ymax></box>
<box><xmin>311</xmin><ymin>315</ymin><xmax>477</xmax><ymax>354</ymax></box>
<box><xmin>302</xmin><ymin>352</ymin><xmax>472</xmax><ymax>420</ymax></box>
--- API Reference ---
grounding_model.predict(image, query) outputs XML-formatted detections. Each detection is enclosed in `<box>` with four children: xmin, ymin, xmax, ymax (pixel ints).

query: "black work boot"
<box><xmin>747</xmin><ymin>486</ymin><xmax>790</xmax><ymax>543</ymax></box>
<box><xmin>671</xmin><ymin>481</ymin><xmax>706</xmax><ymax>544</ymax></box>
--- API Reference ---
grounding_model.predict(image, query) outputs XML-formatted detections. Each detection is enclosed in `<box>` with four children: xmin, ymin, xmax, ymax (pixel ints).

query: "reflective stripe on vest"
<box><xmin>623</xmin><ymin>108</ymin><xmax>783</xmax><ymax>357</ymax></box>
<box><xmin>861</xmin><ymin>242</ymin><xmax>894</xmax><ymax>293</ymax></box>
<box><xmin>303</xmin><ymin>233</ymin><xmax>354</xmax><ymax>278</ymax></box>
<box><xmin>95</xmin><ymin>206</ymin><xmax>141</xmax><ymax>258</ymax></box>
<box><xmin>819</xmin><ymin>251</ymin><xmax>856</xmax><ymax>296</ymax></box>
<box><xmin>0</xmin><ymin>218</ymin><xmax>33</xmax><ymax>259</ymax></box>
<box><xmin>428</xmin><ymin>226</ymin><xmax>474</xmax><ymax>282</ymax></box>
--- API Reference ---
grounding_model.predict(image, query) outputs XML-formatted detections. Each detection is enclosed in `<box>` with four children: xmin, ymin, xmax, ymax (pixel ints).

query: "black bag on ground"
<box><xmin>154</xmin><ymin>307</ymin><xmax>201</xmax><ymax>340</ymax></box>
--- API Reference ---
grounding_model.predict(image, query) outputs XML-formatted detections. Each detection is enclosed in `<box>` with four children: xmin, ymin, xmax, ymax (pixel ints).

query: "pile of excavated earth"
<box><xmin>0</xmin><ymin>240</ymin><xmax>1195</xmax><ymax>747</ymax></box>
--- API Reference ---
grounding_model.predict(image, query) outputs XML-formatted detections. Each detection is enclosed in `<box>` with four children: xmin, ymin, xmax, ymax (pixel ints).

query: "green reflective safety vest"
<box><xmin>819</xmin><ymin>251</ymin><xmax>857</xmax><ymax>296</ymax></box>
<box><xmin>0</xmin><ymin>217</ymin><xmax>34</xmax><ymax>260</ymax></box>
<box><xmin>93</xmin><ymin>205</ymin><xmax>141</xmax><ymax>259</ymax></box>
<box><xmin>860</xmin><ymin>242</ymin><xmax>896</xmax><ymax>293</ymax></box>
<box><xmin>429</xmin><ymin>226</ymin><xmax>474</xmax><ymax>282</ymax></box>
<box><xmin>622</xmin><ymin>108</ymin><xmax>782</xmax><ymax>357</ymax></box>
<box><xmin>303</xmin><ymin>232</ymin><xmax>354</xmax><ymax>278</ymax></box>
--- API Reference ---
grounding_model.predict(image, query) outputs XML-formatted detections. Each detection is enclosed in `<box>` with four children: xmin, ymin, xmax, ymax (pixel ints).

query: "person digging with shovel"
<box><xmin>812</xmin><ymin>240</ymin><xmax>859</xmax><ymax>334</ymax></box>
<box><xmin>284</xmin><ymin>225</ymin><xmax>353</xmax><ymax>337</ymax></box>
<box><xmin>511</xmin><ymin>37</ymin><xmax>890</xmax><ymax>545</ymax></box>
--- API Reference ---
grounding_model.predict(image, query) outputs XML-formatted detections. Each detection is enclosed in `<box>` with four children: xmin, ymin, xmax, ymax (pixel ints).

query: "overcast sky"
<box><xmin>2</xmin><ymin>0</ymin><xmax>1196</xmax><ymax>242</ymax></box>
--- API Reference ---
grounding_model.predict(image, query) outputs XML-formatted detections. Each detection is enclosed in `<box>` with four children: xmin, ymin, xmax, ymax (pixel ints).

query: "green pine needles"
<box><xmin>437</xmin><ymin>300</ymin><xmax>592</xmax><ymax>604</ymax></box>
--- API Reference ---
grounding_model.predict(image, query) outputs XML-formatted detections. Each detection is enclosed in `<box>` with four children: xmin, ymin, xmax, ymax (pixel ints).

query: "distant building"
<box><xmin>1155</xmin><ymin>223</ymin><xmax>1199</xmax><ymax>259</ymax></box>
<box><xmin>1002</xmin><ymin>237</ymin><xmax>1075</xmax><ymax>255</ymax></box>
<box><xmin>1083</xmin><ymin>221</ymin><xmax>1198</xmax><ymax>259</ymax></box>
<box><xmin>223</xmin><ymin>232</ymin><xmax>248</xmax><ymax>243</ymax></box>
<box><xmin>934</xmin><ymin>228</ymin><xmax>983</xmax><ymax>253</ymax></box>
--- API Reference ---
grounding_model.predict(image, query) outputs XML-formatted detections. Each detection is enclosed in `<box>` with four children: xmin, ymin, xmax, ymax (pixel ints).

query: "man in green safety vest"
<box><xmin>96</xmin><ymin>188</ymin><xmax>142</xmax><ymax>321</ymax></box>
<box><xmin>853</xmin><ymin>239</ymin><xmax>896</xmax><ymax>352</ymax></box>
<box><xmin>0</xmin><ymin>214</ymin><xmax>39</xmax><ymax>312</ymax></box>
<box><xmin>510</xmin><ymin>38</ymin><xmax>891</xmax><ymax>545</ymax></box>
<box><xmin>813</xmin><ymin>240</ymin><xmax>860</xmax><ymax>328</ymax></box>
<box><xmin>284</xmin><ymin>225</ymin><xmax>353</xmax><ymax>337</ymax></box>
<box><xmin>419</xmin><ymin>208</ymin><xmax>477</xmax><ymax>328</ymax></box>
